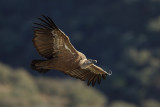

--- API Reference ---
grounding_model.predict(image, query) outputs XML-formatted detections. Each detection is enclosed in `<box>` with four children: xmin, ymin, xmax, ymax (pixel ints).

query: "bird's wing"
<box><xmin>64</xmin><ymin>64</ymin><xmax>112</xmax><ymax>86</ymax></box>
<box><xmin>33</xmin><ymin>15</ymin><xmax>78</xmax><ymax>59</ymax></box>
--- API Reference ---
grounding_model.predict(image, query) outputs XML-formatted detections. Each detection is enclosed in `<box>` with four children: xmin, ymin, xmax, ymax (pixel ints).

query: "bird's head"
<box><xmin>80</xmin><ymin>59</ymin><xmax>97</xmax><ymax>69</ymax></box>
<box><xmin>87</xmin><ymin>59</ymin><xmax>97</xmax><ymax>64</ymax></box>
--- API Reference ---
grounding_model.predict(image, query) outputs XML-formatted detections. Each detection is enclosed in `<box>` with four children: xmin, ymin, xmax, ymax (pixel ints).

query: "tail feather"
<box><xmin>31</xmin><ymin>60</ymin><xmax>49</xmax><ymax>73</ymax></box>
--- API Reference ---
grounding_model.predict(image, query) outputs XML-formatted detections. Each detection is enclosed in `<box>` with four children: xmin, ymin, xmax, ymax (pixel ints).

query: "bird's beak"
<box><xmin>92</xmin><ymin>60</ymin><xmax>97</xmax><ymax>64</ymax></box>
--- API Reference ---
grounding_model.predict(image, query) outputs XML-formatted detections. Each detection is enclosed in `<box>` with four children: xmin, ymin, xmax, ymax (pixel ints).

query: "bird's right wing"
<box><xmin>33</xmin><ymin>15</ymin><xmax>79</xmax><ymax>59</ymax></box>
<box><xmin>64</xmin><ymin>64</ymin><xmax>112</xmax><ymax>86</ymax></box>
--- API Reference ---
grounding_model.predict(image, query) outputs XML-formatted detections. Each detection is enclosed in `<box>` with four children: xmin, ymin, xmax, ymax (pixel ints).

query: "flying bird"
<box><xmin>31</xmin><ymin>15</ymin><xmax>112</xmax><ymax>86</ymax></box>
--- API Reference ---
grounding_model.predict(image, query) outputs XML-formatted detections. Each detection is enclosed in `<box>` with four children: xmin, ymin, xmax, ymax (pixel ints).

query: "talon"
<box><xmin>107</xmin><ymin>70</ymin><xmax>112</xmax><ymax>76</ymax></box>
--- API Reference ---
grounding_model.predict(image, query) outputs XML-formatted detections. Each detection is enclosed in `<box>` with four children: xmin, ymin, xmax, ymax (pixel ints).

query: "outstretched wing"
<box><xmin>33</xmin><ymin>15</ymin><xmax>78</xmax><ymax>59</ymax></box>
<box><xmin>64</xmin><ymin>64</ymin><xmax>112</xmax><ymax>86</ymax></box>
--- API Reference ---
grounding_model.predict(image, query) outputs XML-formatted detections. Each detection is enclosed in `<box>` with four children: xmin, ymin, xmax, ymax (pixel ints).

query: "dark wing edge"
<box><xmin>63</xmin><ymin>64</ymin><xmax>111</xmax><ymax>87</ymax></box>
<box><xmin>34</xmin><ymin>15</ymin><xmax>58</xmax><ymax>30</ymax></box>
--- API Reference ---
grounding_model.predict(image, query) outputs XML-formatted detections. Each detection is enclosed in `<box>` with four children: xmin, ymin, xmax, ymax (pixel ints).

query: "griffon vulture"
<box><xmin>31</xmin><ymin>15</ymin><xmax>112</xmax><ymax>86</ymax></box>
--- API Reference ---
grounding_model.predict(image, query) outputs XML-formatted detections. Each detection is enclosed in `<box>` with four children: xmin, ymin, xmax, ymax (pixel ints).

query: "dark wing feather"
<box><xmin>33</xmin><ymin>15</ymin><xmax>78</xmax><ymax>59</ymax></box>
<box><xmin>63</xmin><ymin>64</ymin><xmax>111</xmax><ymax>86</ymax></box>
<box><xmin>97</xmin><ymin>75</ymin><xmax>102</xmax><ymax>84</ymax></box>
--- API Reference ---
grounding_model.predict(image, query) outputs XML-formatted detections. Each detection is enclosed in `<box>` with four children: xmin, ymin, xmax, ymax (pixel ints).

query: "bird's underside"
<box><xmin>31</xmin><ymin>15</ymin><xmax>112</xmax><ymax>86</ymax></box>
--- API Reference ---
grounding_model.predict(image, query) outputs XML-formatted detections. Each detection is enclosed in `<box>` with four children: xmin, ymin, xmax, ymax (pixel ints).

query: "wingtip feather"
<box><xmin>98</xmin><ymin>75</ymin><xmax>102</xmax><ymax>84</ymax></box>
<box><xmin>92</xmin><ymin>75</ymin><xmax>98</xmax><ymax>86</ymax></box>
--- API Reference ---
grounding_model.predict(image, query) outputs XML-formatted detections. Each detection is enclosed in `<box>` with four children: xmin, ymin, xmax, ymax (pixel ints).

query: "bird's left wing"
<box><xmin>33</xmin><ymin>15</ymin><xmax>79</xmax><ymax>59</ymax></box>
<box><xmin>64</xmin><ymin>64</ymin><xmax>112</xmax><ymax>86</ymax></box>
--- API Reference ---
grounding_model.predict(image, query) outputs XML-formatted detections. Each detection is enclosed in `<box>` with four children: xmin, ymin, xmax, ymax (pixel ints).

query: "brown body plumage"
<box><xmin>31</xmin><ymin>15</ymin><xmax>111</xmax><ymax>86</ymax></box>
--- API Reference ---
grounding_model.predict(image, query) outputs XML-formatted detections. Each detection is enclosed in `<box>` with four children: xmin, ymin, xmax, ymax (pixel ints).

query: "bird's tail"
<box><xmin>31</xmin><ymin>59</ymin><xmax>49</xmax><ymax>73</ymax></box>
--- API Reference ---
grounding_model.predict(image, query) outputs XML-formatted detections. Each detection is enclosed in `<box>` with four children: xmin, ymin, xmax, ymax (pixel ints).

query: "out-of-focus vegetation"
<box><xmin>0</xmin><ymin>62</ymin><xmax>106</xmax><ymax>107</ymax></box>
<box><xmin>0</xmin><ymin>0</ymin><xmax>160</xmax><ymax>107</ymax></box>
<box><xmin>2</xmin><ymin>62</ymin><xmax>159</xmax><ymax>107</ymax></box>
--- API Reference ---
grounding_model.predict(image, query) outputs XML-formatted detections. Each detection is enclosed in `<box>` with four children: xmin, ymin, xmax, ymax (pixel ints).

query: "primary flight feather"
<box><xmin>31</xmin><ymin>15</ymin><xmax>112</xmax><ymax>86</ymax></box>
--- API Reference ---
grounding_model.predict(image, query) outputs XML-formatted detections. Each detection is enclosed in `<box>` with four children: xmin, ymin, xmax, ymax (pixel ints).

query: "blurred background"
<box><xmin>0</xmin><ymin>0</ymin><xmax>160</xmax><ymax>107</ymax></box>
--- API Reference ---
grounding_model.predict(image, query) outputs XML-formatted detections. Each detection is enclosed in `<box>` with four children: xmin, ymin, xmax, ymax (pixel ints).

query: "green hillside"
<box><xmin>0</xmin><ymin>62</ymin><xmax>107</xmax><ymax>107</ymax></box>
